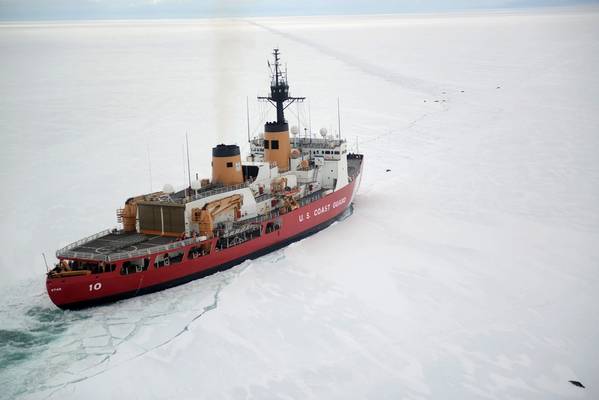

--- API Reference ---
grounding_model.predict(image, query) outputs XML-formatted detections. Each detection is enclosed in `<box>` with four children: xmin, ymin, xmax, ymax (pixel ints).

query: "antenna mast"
<box><xmin>42</xmin><ymin>253</ymin><xmax>49</xmax><ymax>273</ymax></box>
<box><xmin>146</xmin><ymin>142</ymin><xmax>153</xmax><ymax>192</ymax></box>
<box><xmin>308</xmin><ymin>100</ymin><xmax>312</xmax><ymax>141</ymax></box>
<box><xmin>185</xmin><ymin>133</ymin><xmax>192</xmax><ymax>190</ymax></box>
<box><xmin>257</xmin><ymin>48</ymin><xmax>305</xmax><ymax>127</ymax></box>
<box><xmin>296</xmin><ymin>102</ymin><xmax>300</xmax><ymax>136</ymax></box>
<box><xmin>246</xmin><ymin>96</ymin><xmax>251</xmax><ymax>144</ymax></box>
<box><xmin>337</xmin><ymin>97</ymin><xmax>342</xmax><ymax>140</ymax></box>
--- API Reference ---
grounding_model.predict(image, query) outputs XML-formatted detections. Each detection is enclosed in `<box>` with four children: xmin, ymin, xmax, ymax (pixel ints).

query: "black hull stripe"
<box><xmin>59</xmin><ymin>208</ymin><xmax>349</xmax><ymax>310</ymax></box>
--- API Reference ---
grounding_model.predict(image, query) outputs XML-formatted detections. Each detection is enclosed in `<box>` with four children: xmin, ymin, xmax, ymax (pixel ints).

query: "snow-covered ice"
<box><xmin>1</xmin><ymin>8</ymin><xmax>598</xmax><ymax>399</ymax></box>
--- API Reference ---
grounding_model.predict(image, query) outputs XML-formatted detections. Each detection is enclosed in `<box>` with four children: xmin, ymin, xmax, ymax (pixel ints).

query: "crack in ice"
<box><xmin>40</xmin><ymin>264</ymin><xmax>250</xmax><ymax>400</ymax></box>
<box><xmin>246</xmin><ymin>20</ymin><xmax>445</xmax><ymax>96</ymax></box>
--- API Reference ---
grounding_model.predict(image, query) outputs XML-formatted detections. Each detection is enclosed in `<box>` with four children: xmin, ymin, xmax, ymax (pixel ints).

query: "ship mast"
<box><xmin>258</xmin><ymin>48</ymin><xmax>305</xmax><ymax>127</ymax></box>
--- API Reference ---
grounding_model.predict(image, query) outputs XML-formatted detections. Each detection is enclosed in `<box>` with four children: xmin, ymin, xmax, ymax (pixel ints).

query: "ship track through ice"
<box><xmin>46</xmin><ymin>49</ymin><xmax>364</xmax><ymax>309</ymax></box>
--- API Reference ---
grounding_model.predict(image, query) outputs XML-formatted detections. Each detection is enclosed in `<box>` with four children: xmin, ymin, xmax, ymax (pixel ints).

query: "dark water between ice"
<box><xmin>0</xmin><ymin>306</ymin><xmax>90</xmax><ymax>367</ymax></box>
<box><xmin>0</xmin><ymin>281</ymin><xmax>93</xmax><ymax>399</ymax></box>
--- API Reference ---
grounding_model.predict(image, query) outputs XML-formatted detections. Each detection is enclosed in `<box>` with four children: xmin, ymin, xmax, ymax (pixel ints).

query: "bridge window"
<box><xmin>216</xmin><ymin>225</ymin><xmax>261</xmax><ymax>250</ymax></box>
<box><xmin>120</xmin><ymin>258</ymin><xmax>149</xmax><ymax>275</ymax></box>
<box><xmin>155</xmin><ymin>251</ymin><xmax>184</xmax><ymax>268</ymax></box>
<box><xmin>226</xmin><ymin>162</ymin><xmax>233</xmax><ymax>168</ymax></box>
<box><xmin>188</xmin><ymin>246</ymin><xmax>210</xmax><ymax>259</ymax></box>
<box><xmin>90</xmin><ymin>262</ymin><xmax>116</xmax><ymax>274</ymax></box>
<box><xmin>70</xmin><ymin>261</ymin><xmax>117</xmax><ymax>274</ymax></box>
<box><xmin>264</xmin><ymin>139</ymin><xmax>270</xmax><ymax>149</ymax></box>
<box><xmin>265</xmin><ymin>221</ymin><xmax>281</xmax><ymax>234</ymax></box>
<box><xmin>271</xmin><ymin>140</ymin><xmax>279</xmax><ymax>150</ymax></box>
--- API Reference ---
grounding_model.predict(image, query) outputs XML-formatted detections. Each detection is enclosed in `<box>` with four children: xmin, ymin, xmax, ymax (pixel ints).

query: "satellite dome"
<box><xmin>319</xmin><ymin>128</ymin><xmax>328</xmax><ymax>138</ymax></box>
<box><xmin>190</xmin><ymin>180</ymin><xmax>202</xmax><ymax>190</ymax></box>
<box><xmin>162</xmin><ymin>184</ymin><xmax>175</xmax><ymax>194</ymax></box>
<box><xmin>290</xmin><ymin>125</ymin><xmax>299</xmax><ymax>136</ymax></box>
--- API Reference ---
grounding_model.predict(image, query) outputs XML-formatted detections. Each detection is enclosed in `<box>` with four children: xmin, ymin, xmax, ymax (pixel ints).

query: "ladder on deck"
<box><xmin>116</xmin><ymin>208</ymin><xmax>124</xmax><ymax>224</ymax></box>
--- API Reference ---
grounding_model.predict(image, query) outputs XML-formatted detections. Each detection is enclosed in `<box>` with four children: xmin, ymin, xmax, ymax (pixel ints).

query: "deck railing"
<box><xmin>55</xmin><ymin>229</ymin><xmax>111</xmax><ymax>258</ymax></box>
<box><xmin>232</xmin><ymin>209</ymin><xmax>281</xmax><ymax>227</ymax></box>
<box><xmin>56</xmin><ymin>233</ymin><xmax>206</xmax><ymax>262</ymax></box>
<box><xmin>298</xmin><ymin>189</ymin><xmax>326</xmax><ymax>206</ymax></box>
<box><xmin>182</xmin><ymin>182</ymin><xmax>250</xmax><ymax>203</ymax></box>
<box><xmin>108</xmin><ymin>236</ymin><xmax>204</xmax><ymax>261</ymax></box>
<box><xmin>251</xmin><ymin>137</ymin><xmax>345</xmax><ymax>148</ymax></box>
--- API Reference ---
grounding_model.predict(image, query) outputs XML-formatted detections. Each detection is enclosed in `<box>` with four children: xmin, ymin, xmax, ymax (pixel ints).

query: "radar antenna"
<box><xmin>258</xmin><ymin>48</ymin><xmax>305</xmax><ymax>128</ymax></box>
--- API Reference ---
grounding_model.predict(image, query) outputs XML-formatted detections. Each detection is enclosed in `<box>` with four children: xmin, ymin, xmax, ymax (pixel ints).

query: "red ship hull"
<box><xmin>47</xmin><ymin>171</ymin><xmax>361</xmax><ymax>309</ymax></box>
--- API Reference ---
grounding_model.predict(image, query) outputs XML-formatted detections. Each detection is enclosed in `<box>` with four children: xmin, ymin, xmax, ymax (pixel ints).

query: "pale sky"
<box><xmin>0</xmin><ymin>0</ymin><xmax>597</xmax><ymax>21</ymax></box>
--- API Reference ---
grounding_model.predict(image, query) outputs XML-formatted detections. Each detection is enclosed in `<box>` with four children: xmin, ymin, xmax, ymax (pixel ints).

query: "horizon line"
<box><xmin>1</xmin><ymin>4</ymin><xmax>598</xmax><ymax>25</ymax></box>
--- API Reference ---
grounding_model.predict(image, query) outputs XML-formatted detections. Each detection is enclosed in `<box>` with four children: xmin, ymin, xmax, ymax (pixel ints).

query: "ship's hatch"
<box><xmin>242</xmin><ymin>165</ymin><xmax>259</xmax><ymax>181</ymax></box>
<box><xmin>138</xmin><ymin>202</ymin><xmax>185</xmax><ymax>237</ymax></box>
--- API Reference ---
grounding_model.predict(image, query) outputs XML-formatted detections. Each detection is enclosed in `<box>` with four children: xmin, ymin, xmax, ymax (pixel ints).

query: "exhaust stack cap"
<box><xmin>213</xmin><ymin>144</ymin><xmax>240</xmax><ymax>157</ymax></box>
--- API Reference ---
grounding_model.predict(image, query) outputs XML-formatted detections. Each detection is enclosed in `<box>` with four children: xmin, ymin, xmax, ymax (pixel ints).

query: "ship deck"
<box><xmin>67</xmin><ymin>232</ymin><xmax>180</xmax><ymax>258</ymax></box>
<box><xmin>58</xmin><ymin>153</ymin><xmax>363</xmax><ymax>262</ymax></box>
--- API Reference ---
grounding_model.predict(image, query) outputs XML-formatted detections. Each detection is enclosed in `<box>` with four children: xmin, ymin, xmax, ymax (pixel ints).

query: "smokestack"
<box><xmin>263</xmin><ymin>122</ymin><xmax>291</xmax><ymax>172</ymax></box>
<box><xmin>211</xmin><ymin>144</ymin><xmax>243</xmax><ymax>186</ymax></box>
